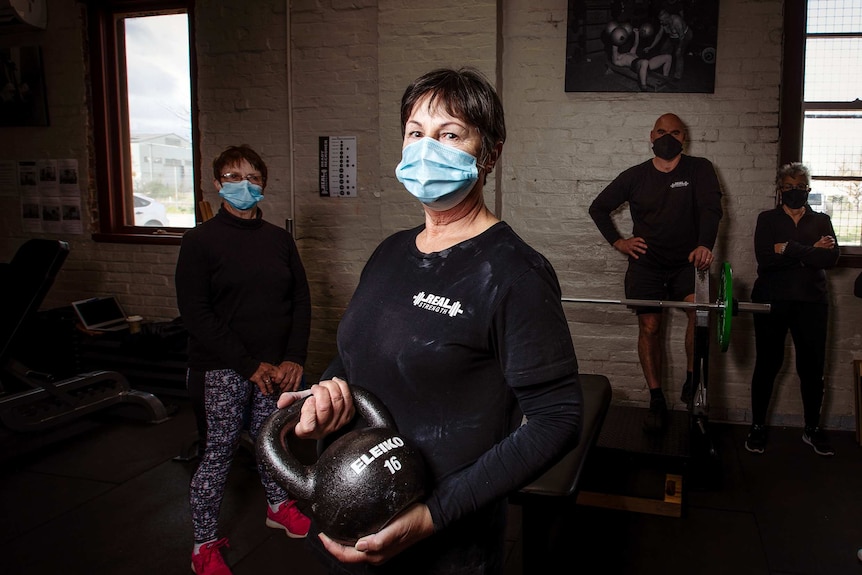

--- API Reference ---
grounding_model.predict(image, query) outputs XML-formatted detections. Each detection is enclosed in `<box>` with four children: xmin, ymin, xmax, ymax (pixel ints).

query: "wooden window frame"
<box><xmin>780</xmin><ymin>0</ymin><xmax>861</xmax><ymax>267</ymax></box>
<box><xmin>86</xmin><ymin>0</ymin><xmax>200</xmax><ymax>245</ymax></box>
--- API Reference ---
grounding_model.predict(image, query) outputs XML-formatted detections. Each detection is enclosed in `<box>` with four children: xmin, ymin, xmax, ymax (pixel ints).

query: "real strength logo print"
<box><xmin>412</xmin><ymin>291</ymin><xmax>464</xmax><ymax>318</ymax></box>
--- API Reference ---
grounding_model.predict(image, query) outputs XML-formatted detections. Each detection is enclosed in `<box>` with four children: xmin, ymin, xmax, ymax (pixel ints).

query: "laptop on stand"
<box><xmin>72</xmin><ymin>296</ymin><xmax>130</xmax><ymax>332</ymax></box>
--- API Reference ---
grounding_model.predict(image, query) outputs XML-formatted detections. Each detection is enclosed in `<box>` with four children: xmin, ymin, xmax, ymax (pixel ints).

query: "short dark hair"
<box><xmin>212</xmin><ymin>145</ymin><xmax>268</xmax><ymax>183</ymax></box>
<box><xmin>399</xmin><ymin>67</ymin><xmax>506</xmax><ymax>166</ymax></box>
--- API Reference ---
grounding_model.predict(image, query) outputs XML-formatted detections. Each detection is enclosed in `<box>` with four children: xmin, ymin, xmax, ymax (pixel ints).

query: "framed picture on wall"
<box><xmin>0</xmin><ymin>46</ymin><xmax>50</xmax><ymax>127</ymax></box>
<box><xmin>565</xmin><ymin>0</ymin><xmax>719</xmax><ymax>93</ymax></box>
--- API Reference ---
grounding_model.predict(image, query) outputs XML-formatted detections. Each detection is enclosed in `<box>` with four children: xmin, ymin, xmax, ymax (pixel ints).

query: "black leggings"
<box><xmin>750</xmin><ymin>301</ymin><xmax>828</xmax><ymax>427</ymax></box>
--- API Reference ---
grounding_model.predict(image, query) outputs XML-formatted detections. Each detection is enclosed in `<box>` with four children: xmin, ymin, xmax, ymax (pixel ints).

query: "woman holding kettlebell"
<box><xmin>278</xmin><ymin>67</ymin><xmax>583</xmax><ymax>574</ymax></box>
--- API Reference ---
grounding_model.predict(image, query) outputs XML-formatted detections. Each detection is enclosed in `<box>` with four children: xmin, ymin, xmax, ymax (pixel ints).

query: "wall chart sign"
<box><xmin>318</xmin><ymin>135</ymin><xmax>357</xmax><ymax>198</ymax></box>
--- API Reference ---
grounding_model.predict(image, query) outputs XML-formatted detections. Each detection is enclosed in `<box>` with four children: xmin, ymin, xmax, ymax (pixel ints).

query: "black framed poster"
<box><xmin>0</xmin><ymin>46</ymin><xmax>49</xmax><ymax>126</ymax></box>
<box><xmin>565</xmin><ymin>0</ymin><xmax>719</xmax><ymax>93</ymax></box>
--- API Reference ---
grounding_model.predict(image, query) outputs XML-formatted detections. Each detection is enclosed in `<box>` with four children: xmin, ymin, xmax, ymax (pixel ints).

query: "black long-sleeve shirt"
<box><xmin>589</xmin><ymin>155</ymin><xmax>723</xmax><ymax>268</ymax></box>
<box><xmin>317</xmin><ymin>222</ymin><xmax>582</xmax><ymax>573</ymax></box>
<box><xmin>174</xmin><ymin>206</ymin><xmax>311</xmax><ymax>379</ymax></box>
<box><xmin>751</xmin><ymin>206</ymin><xmax>839</xmax><ymax>303</ymax></box>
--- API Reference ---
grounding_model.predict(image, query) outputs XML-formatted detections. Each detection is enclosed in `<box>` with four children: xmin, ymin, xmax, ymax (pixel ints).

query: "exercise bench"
<box><xmin>0</xmin><ymin>239</ymin><xmax>169</xmax><ymax>448</ymax></box>
<box><xmin>513</xmin><ymin>373</ymin><xmax>613</xmax><ymax>571</ymax></box>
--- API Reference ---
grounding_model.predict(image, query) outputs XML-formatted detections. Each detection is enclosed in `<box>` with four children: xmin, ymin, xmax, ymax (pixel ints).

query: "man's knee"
<box><xmin>638</xmin><ymin>313</ymin><xmax>662</xmax><ymax>337</ymax></box>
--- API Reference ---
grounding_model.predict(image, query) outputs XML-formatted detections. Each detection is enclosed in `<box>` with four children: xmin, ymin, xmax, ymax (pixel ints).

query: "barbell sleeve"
<box><xmin>737</xmin><ymin>302</ymin><xmax>771</xmax><ymax>313</ymax></box>
<box><xmin>560</xmin><ymin>297</ymin><xmax>770</xmax><ymax>313</ymax></box>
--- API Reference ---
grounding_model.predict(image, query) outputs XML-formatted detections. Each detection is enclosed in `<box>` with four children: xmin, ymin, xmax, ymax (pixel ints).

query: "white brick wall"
<box><xmin>0</xmin><ymin>0</ymin><xmax>859</xmax><ymax>430</ymax></box>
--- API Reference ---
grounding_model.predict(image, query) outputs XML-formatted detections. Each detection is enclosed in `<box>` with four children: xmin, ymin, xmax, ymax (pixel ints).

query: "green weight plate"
<box><xmin>718</xmin><ymin>262</ymin><xmax>732</xmax><ymax>352</ymax></box>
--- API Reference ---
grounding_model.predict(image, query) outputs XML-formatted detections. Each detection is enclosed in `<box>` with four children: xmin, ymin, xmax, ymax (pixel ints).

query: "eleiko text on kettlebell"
<box><xmin>350</xmin><ymin>436</ymin><xmax>407</xmax><ymax>474</ymax></box>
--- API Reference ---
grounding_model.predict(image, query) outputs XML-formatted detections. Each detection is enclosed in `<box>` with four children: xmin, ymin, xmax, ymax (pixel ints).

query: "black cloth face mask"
<box><xmin>652</xmin><ymin>133</ymin><xmax>683</xmax><ymax>160</ymax></box>
<box><xmin>781</xmin><ymin>187</ymin><xmax>809</xmax><ymax>209</ymax></box>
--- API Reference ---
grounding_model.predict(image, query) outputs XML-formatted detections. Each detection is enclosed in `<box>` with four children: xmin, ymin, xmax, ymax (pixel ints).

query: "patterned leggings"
<box><xmin>189</xmin><ymin>369</ymin><xmax>288</xmax><ymax>542</ymax></box>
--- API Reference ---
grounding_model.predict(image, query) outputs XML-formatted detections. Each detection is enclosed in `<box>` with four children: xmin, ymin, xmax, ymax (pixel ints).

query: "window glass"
<box><xmin>803</xmin><ymin>38</ymin><xmax>862</xmax><ymax>101</ymax></box>
<box><xmin>801</xmin><ymin>0</ymin><xmax>862</xmax><ymax>248</ymax></box>
<box><xmin>802</xmin><ymin>114</ymin><xmax>862</xmax><ymax>178</ymax></box>
<box><xmin>124</xmin><ymin>13</ymin><xmax>195</xmax><ymax>229</ymax></box>
<box><xmin>807</xmin><ymin>0</ymin><xmax>862</xmax><ymax>33</ymax></box>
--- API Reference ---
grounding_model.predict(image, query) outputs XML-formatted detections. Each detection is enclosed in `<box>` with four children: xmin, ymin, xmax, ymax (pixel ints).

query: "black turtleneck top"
<box><xmin>175</xmin><ymin>206</ymin><xmax>311</xmax><ymax>378</ymax></box>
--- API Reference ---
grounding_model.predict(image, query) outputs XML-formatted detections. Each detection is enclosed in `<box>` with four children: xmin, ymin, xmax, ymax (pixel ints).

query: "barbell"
<box><xmin>562</xmin><ymin>262</ymin><xmax>770</xmax><ymax>352</ymax></box>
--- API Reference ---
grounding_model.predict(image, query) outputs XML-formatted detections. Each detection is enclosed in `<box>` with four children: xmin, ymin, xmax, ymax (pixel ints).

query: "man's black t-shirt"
<box><xmin>589</xmin><ymin>154</ymin><xmax>723</xmax><ymax>269</ymax></box>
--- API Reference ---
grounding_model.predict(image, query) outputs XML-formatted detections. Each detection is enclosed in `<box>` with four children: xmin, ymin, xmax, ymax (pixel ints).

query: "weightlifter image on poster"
<box><xmin>564</xmin><ymin>0</ymin><xmax>719</xmax><ymax>93</ymax></box>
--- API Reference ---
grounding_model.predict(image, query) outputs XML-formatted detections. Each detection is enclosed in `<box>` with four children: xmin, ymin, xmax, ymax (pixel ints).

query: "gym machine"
<box><xmin>0</xmin><ymin>239</ymin><xmax>169</xmax><ymax>460</ymax></box>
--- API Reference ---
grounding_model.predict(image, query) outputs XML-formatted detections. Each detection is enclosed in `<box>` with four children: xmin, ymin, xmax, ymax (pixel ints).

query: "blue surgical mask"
<box><xmin>395</xmin><ymin>137</ymin><xmax>479</xmax><ymax>211</ymax></box>
<box><xmin>219</xmin><ymin>180</ymin><xmax>264</xmax><ymax>210</ymax></box>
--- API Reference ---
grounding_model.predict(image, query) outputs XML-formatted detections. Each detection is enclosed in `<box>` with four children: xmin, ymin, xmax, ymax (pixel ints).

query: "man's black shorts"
<box><xmin>624</xmin><ymin>261</ymin><xmax>695</xmax><ymax>315</ymax></box>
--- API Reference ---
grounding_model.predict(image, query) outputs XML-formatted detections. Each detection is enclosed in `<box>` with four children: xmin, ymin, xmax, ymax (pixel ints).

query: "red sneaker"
<box><xmin>191</xmin><ymin>538</ymin><xmax>232</xmax><ymax>575</ymax></box>
<box><xmin>265</xmin><ymin>499</ymin><xmax>311</xmax><ymax>538</ymax></box>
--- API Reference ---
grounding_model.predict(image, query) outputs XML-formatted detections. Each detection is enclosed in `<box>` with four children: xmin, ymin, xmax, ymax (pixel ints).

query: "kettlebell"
<box><xmin>256</xmin><ymin>385</ymin><xmax>429</xmax><ymax>545</ymax></box>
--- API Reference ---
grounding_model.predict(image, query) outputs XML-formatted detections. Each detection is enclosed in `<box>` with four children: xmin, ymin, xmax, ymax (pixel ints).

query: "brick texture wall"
<box><xmin>0</xmin><ymin>0</ymin><xmax>859</xmax><ymax>430</ymax></box>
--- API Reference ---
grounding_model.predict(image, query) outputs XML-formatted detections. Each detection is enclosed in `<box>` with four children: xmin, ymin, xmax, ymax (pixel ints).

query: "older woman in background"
<box><xmin>745</xmin><ymin>162</ymin><xmax>839</xmax><ymax>456</ymax></box>
<box><xmin>176</xmin><ymin>145</ymin><xmax>312</xmax><ymax>574</ymax></box>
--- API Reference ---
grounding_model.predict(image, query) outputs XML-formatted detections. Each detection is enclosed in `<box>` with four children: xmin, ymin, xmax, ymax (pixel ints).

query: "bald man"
<box><xmin>589</xmin><ymin>113</ymin><xmax>723</xmax><ymax>432</ymax></box>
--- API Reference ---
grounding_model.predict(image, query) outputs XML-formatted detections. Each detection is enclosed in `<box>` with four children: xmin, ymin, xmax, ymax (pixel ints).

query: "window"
<box><xmin>87</xmin><ymin>0</ymin><xmax>199</xmax><ymax>243</ymax></box>
<box><xmin>781</xmin><ymin>0</ymin><xmax>862</xmax><ymax>266</ymax></box>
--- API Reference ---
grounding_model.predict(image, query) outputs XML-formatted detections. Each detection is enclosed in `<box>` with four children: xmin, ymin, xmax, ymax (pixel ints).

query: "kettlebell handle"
<box><xmin>345</xmin><ymin>385</ymin><xmax>396</xmax><ymax>429</ymax></box>
<box><xmin>256</xmin><ymin>385</ymin><xmax>397</xmax><ymax>503</ymax></box>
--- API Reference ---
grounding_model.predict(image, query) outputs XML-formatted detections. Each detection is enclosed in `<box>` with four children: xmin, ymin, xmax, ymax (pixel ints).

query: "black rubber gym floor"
<box><xmin>0</xmin><ymin>399</ymin><xmax>859</xmax><ymax>575</ymax></box>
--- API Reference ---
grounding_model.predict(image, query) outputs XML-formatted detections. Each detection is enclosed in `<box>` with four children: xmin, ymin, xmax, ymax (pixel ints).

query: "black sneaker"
<box><xmin>643</xmin><ymin>398</ymin><xmax>668</xmax><ymax>433</ymax></box>
<box><xmin>744</xmin><ymin>424</ymin><xmax>767</xmax><ymax>454</ymax></box>
<box><xmin>802</xmin><ymin>426</ymin><xmax>835</xmax><ymax>456</ymax></box>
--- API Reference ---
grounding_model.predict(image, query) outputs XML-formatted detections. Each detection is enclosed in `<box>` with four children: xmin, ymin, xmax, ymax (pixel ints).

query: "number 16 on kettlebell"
<box><xmin>256</xmin><ymin>385</ymin><xmax>429</xmax><ymax>545</ymax></box>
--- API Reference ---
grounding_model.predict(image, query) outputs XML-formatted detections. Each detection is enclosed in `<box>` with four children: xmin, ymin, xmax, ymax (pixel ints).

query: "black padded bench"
<box><xmin>513</xmin><ymin>373</ymin><xmax>613</xmax><ymax>570</ymax></box>
<box><xmin>0</xmin><ymin>239</ymin><xmax>170</xmax><ymax>460</ymax></box>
